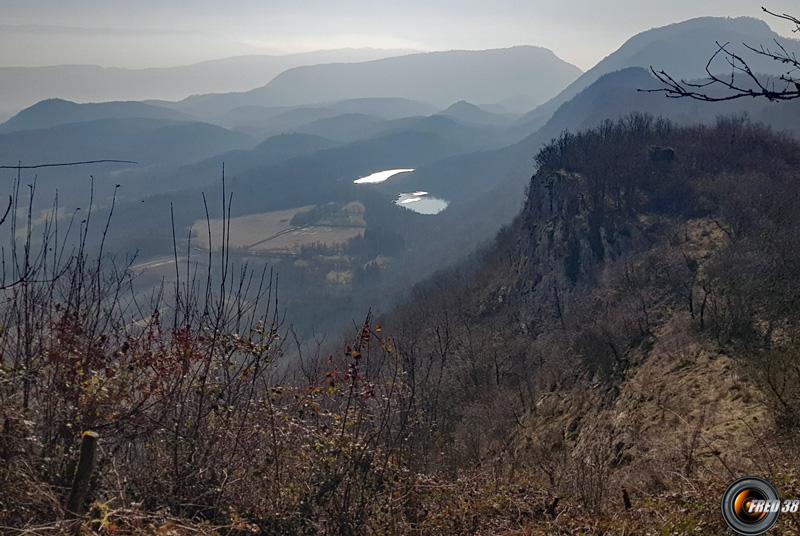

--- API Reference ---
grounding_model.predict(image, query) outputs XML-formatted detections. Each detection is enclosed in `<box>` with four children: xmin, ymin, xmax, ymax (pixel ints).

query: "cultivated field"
<box><xmin>191</xmin><ymin>204</ymin><xmax>365</xmax><ymax>255</ymax></box>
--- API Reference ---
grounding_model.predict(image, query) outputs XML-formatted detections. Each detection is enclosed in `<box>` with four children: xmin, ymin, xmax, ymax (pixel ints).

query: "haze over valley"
<box><xmin>4</xmin><ymin>3</ymin><xmax>800</xmax><ymax>533</ymax></box>
<box><xmin>2</xmin><ymin>11</ymin><xmax>800</xmax><ymax>336</ymax></box>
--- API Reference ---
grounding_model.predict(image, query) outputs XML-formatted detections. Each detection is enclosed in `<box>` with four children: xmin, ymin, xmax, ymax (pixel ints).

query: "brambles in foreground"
<box><xmin>0</xmin><ymin>173</ymin><xmax>436</xmax><ymax>533</ymax></box>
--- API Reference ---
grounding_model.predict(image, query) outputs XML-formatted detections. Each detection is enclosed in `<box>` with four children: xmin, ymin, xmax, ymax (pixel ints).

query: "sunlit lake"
<box><xmin>395</xmin><ymin>191</ymin><xmax>449</xmax><ymax>215</ymax></box>
<box><xmin>353</xmin><ymin>168</ymin><xmax>447</xmax><ymax>214</ymax></box>
<box><xmin>353</xmin><ymin>168</ymin><xmax>415</xmax><ymax>184</ymax></box>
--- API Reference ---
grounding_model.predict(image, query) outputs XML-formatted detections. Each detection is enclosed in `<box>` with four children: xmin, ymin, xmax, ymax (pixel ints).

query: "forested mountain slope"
<box><xmin>378</xmin><ymin>115</ymin><xmax>800</xmax><ymax>532</ymax></box>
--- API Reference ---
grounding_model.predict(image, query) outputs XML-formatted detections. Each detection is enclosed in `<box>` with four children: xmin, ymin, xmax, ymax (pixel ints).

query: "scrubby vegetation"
<box><xmin>385</xmin><ymin>115</ymin><xmax>800</xmax><ymax>533</ymax></box>
<box><xmin>4</xmin><ymin>115</ymin><xmax>800</xmax><ymax>534</ymax></box>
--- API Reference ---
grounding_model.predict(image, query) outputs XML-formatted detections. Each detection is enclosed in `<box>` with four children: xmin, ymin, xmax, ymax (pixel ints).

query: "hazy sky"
<box><xmin>2</xmin><ymin>0</ymin><xmax>799</xmax><ymax>70</ymax></box>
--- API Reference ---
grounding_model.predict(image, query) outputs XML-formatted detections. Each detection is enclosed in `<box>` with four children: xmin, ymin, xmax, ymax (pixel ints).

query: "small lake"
<box><xmin>353</xmin><ymin>168</ymin><xmax>448</xmax><ymax>214</ymax></box>
<box><xmin>353</xmin><ymin>168</ymin><xmax>415</xmax><ymax>184</ymax></box>
<box><xmin>395</xmin><ymin>191</ymin><xmax>448</xmax><ymax>215</ymax></box>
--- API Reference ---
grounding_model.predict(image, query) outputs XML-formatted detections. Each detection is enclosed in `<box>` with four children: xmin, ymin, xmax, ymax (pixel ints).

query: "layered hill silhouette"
<box><xmin>520</xmin><ymin>16</ymin><xmax>800</xmax><ymax>129</ymax></box>
<box><xmin>139</xmin><ymin>133</ymin><xmax>339</xmax><ymax>195</ymax></box>
<box><xmin>0</xmin><ymin>48</ymin><xmax>414</xmax><ymax>119</ymax></box>
<box><xmin>530</xmin><ymin>67</ymin><xmax>799</xmax><ymax>141</ymax></box>
<box><xmin>0</xmin><ymin>116</ymin><xmax>253</xmax><ymax>209</ymax></box>
<box><xmin>0</xmin><ymin>117</ymin><xmax>250</xmax><ymax>166</ymax></box>
<box><xmin>292</xmin><ymin>113</ymin><xmax>386</xmax><ymax>142</ymax></box>
<box><xmin>0</xmin><ymin>98</ymin><xmax>193</xmax><ymax>133</ymax></box>
<box><xmin>436</xmin><ymin>100</ymin><xmax>514</xmax><ymax>126</ymax></box>
<box><xmin>3</xmin><ymin>14</ymin><xmax>800</xmax><ymax>347</ymax></box>
<box><xmin>171</xmin><ymin>46</ymin><xmax>582</xmax><ymax>117</ymax></box>
<box><xmin>218</xmin><ymin>98</ymin><xmax>435</xmax><ymax>137</ymax></box>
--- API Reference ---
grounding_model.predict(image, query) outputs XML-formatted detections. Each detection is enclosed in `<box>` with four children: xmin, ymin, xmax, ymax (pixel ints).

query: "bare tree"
<box><xmin>646</xmin><ymin>7</ymin><xmax>800</xmax><ymax>102</ymax></box>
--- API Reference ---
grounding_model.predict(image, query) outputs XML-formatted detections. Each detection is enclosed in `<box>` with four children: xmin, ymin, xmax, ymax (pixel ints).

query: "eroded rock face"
<box><xmin>483</xmin><ymin>167</ymin><xmax>648</xmax><ymax>327</ymax></box>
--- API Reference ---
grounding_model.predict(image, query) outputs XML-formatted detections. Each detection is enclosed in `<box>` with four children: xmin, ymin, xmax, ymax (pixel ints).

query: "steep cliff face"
<box><xmin>491</xmin><ymin>166</ymin><xmax>647</xmax><ymax>305</ymax></box>
<box><xmin>386</xmin><ymin>115</ymin><xmax>800</xmax><ymax>528</ymax></box>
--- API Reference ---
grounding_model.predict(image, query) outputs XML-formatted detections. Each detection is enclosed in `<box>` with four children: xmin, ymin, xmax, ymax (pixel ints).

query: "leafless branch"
<box><xmin>642</xmin><ymin>7</ymin><xmax>800</xmax><ymax>102</ymax></box>
<box><xmin>0</xmin><ymin>159</ymin><xmax>137</xmax><ymax>170</ymax></box>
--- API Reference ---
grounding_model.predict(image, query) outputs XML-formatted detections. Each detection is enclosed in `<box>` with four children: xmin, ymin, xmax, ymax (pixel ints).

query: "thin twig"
<box><xmin>0</xmin><ymin>160</ymin><xmax>137</xmax><ymax>170</ymax></box>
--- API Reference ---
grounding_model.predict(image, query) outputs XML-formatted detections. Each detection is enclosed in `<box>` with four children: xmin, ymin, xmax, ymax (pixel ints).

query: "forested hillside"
<box><xmin>381</xmin><ymin>115</ymin><xmax>800</xmax><ymax>532</ymax></box>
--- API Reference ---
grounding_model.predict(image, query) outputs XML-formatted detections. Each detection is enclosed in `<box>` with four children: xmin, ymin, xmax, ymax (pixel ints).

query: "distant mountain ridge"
<box><xmin>217</xmin><ymin>97</ymin><xmax>436</xmax><ymax>133</ymax></box>
<box><xmin>0</xmin><ymin>48</ymin><xmax>416</xmax><ymax>118</ymax></box>
<box><xmin>520</xmin><ymin>16</ymin><xmax>800</xmax><ymax>129</ymax></box>
<box><xmin>437</xmin><ymin>101</ymin><xmax>513</xmax><ymax>126</ymax></box>
<box><xmin>534</xmin><ymin>66</ymin><xmax>800</xmax><ymax>140</ymax></box>
<box><xmin>0</xmin><ymin>117</ymin><xmax>251</xmax><ymax>168</ymax></box>
<box><xmin>171</xmin><ymin>46</ymin><xmax>582</xmax><ymax>117</ymax></box>
<box><xmin>0</xmin><ymin>98</ymin><xmax>192</xmax><ymax>133</ymax></box>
